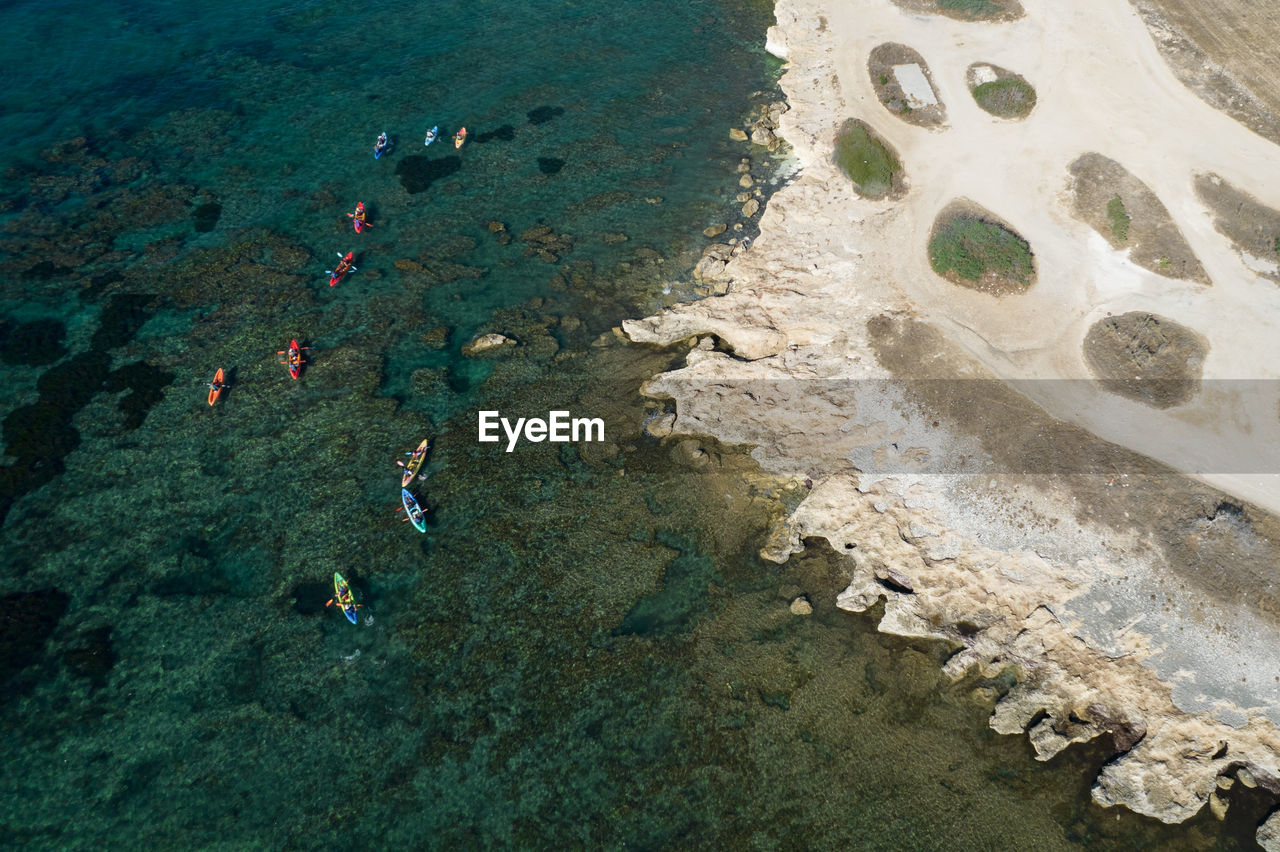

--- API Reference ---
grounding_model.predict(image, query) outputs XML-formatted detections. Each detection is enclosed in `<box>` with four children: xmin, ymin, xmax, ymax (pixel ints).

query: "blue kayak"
<box><xmin>332</xmin><ymin>571</ymin><xmax>358</xmax><ymax>624</ymax></box>
<box><xmin>424</xmin><ymin>125</ymin><xmax>438</xmax><ymax>146</ymax></box>
<box><xmin>401</xmin><ymin>488</ymin><xmax>427</xmax><ymax>533</ymax></box>
<box><xmin>373</xmin><ymin>132</ymin><xmax>389</xmax><ymax>159</ymax></box>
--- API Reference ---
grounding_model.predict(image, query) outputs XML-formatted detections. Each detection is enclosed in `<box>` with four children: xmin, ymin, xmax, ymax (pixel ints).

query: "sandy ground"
<box><xmin>802</xmin><ymin>0</ymin><xmax>1280</xmax><ymax>511</ymax></box>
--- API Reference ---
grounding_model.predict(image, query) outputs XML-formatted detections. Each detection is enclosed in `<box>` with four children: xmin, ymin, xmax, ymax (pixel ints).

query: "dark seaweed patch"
<box><xmin>24</xmin><ymin>260</ymin><xmax>74</xmax><ymax>279</ymax></box>
<box><xmin>91</xmin><ymin>293</ymin><xmax>155</xmax><ymax>350</ymax></box>
<box><xmin>192</xmin><ymin>202</ymin><xmax>222</xmax><ymax>232</ymax></box>
<box><xmin>81</xmin><ymin>271</ymin><xmax>123</xmax><ymax>303</ymax></box>
<box><xmin>527</xmin><ymin>105</ymin><xmax>565</xmax><ymax>126</ymax></box>
<box><xmin>64</xmin><ymin>627</ymin><xmax>116</xmax><ymax>687</ymax></box>
<box><xmin>614</xmin><ymin>532</ymin><xmax>717</xmax><ymax>638</ymax></box>
<box><xmin>0</xmin><ymin>318</ymin><xmax>67</xmax><ymax>366</ymax></box>
<box><xmin>3</xmin><ymin>400</ymin><xmax>84</xmax><ymax>463</ymax></box>
<box><xmin>34</xmin><ymin>351</ymin><xmax>111</xmax><ymax>410</ymax></box>
<box><xmin>292</xmin><ymin>580</ymin><xmax>333</xmax><ymax>615</ymax></box>
<box><xmin>538</xmin><ymin>157</ymin><xmax>565</xmax><ymax>176</ymax></box>
<box><xmin>0</xmin><ymin>294</ymin><xmax>159</xmax><ymax>525</ymax></box>
<box><xmin>0</xmin><ymin>588</ymin><xmax>70</xmax><ymax>696</ymax></box>
<box><xmin>105</xmin><ymin>361</ymin><xmax>176</xmax><ymax>431</ymax></box>
<box><xmin>396</xmin><ymin>155</ymin><xmax>462</xmax><ymax>194</ymax></box>
<box><xmin>474</xmin><ymin>125</ymin><xmax>515</xmax><ymax>143</ymax></box>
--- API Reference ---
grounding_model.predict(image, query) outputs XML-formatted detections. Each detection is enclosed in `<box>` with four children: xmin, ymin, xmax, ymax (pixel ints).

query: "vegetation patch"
<box><xmin>868</xmin><ymin>43</ymin><xmax>946</xmax><ymax>128</ymax></box>
<box><xmin>928</xmin><ymin>202</ymin><xmax>1035</xmax><ymax>295</ymax></box>
<box><xmin>888</xmin><ymin>0</ymin><xmax>1023</xmax><ymax>22</ymax></box>
<box><xmin>1106</xmin><ymin>195</ymin><xmax>1131</xmax><ymax>242</ymax></box>
<box><xmin>1083</xmin><ymin>312</ymin><xmax>1207</xmax><ymax>408</ymax></box>
<box><xmin>971</xmin><ymin>77</ymin><xmax>1037</xmax><ymax>119</ymax></box>
<box><xmin>1194</xmin><ymin>172</ymin><xmax>1280</xmax><ymax>284</ymax></box>
<box><xmin>1068</xmin><ymin>153</ymin><xmax>1208</xmax><ymax>284</ymax></box>
<box><xmin>833</xmin><ymin>120</ymin><xmax>904</xmax><ymax>200</ymax></box>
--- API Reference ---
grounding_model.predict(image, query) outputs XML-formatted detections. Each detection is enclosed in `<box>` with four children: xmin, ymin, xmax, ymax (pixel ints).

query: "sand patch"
<box><xmin>1194</xmin><ymin>172</ymin><xmax>1280</xmax><ymax>284</ymax></box>
<box><xmin>1083</xmin><ymin>312</ymin><xmax>1208</xmax><ymax>409</ymax></box>
<box><xmin>1067</xmin><ymin>153</ymin><xmax>1208</xmax><ymax>285</ymax></box>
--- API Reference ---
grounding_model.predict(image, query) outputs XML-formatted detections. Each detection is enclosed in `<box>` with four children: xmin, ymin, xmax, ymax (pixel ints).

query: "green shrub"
<box><xmin>939</xmin><ymin>0</ymin><xmax>1003</xmax><ymax>17</ymax></box>
<box><xmin>971</xmin><ymin>78</ymin><xmax>1037</xmax><ymax>118</ymax></box>
<box><xmin>1106</xmin><ymin>195</ymin><xmax>1131</xmax><ymax>242</ymax></box>
<box><xmin>929</xmin><ymin>216</ymin><xmax>1034</xmax><ymax>287</ymax></box>
<box><xmin>833</xmin><ymin>122</ymin><xmax>899</xmax><ymax>199</ymax></box>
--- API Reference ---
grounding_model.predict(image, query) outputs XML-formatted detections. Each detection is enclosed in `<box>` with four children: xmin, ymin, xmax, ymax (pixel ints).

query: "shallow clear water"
<box><xmin>0</xmin><ymin>0</ymin><xmax>1271</xmax><ymax>848</ymax></box>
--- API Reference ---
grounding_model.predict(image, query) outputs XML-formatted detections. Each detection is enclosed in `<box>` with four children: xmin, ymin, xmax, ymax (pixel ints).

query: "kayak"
<box><xmin>401</xmin><ymin>488</ymin><xmax>427</xmax><ymax>533</ymax></box>
<box><xmin>401</xmin><ymin>438</ymin><xmax>429</xmax><ymax>487</ymax></box>
<box><xmin>284</xmin><ymin>339</ymin><xmax>303</xmax><ymax>380</ymax></box>
<box><xmin>424</xmin><ymin>126</ymin><xmax>438</xmax><ymax>146</ymax></box>
<box><xmin>350</xmin><ymin>201</ymin><xmax>366</xmax><ymax>233</ymax></box>
<box><xmin>453</xmin><ymin>127</ymin><xmax>468</xmax><ymax>149</ymax></box>
<box><xmin>332</xmin><ymin>572</ymin><xmax>358</xmax><ymax>625</ymax></box>
<box><xmin>208</xmin><ymin>367</ymin><xmax>225</xmax><ymax>406</ymax></box>
<box><xmin>329</xmin><ymin>251</ymin><xmax>355</xmax><ymax>287</ymax></box>
<box><xmin>373</xmin><ymin>132</ymin><xmax>389</xmax><ymax>159</ymax></box>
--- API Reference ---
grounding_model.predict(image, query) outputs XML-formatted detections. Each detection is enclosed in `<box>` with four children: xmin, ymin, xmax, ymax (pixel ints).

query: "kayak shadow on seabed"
<box><xmin>395</xmin><ymin>155</ymin><xmax>462</xmax><ymax>194</ymax></box>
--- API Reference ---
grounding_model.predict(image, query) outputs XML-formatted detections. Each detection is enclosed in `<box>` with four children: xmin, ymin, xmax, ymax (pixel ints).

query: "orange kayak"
<box><xmin>454</xmin><ymin>127</ymin><xmax>468</xmax><ymax>149</ymax></box>
<box><xmin>208</xmin><ymin>368</ymin><xmax>225</xmax><ymax>406</ymax></box>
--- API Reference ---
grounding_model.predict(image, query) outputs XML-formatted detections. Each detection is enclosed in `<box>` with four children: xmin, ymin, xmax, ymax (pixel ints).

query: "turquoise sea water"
<box><xmin>0</xmin><ymin>0</ymin><xmax>1274</xmax><ymax>848</ymax></box>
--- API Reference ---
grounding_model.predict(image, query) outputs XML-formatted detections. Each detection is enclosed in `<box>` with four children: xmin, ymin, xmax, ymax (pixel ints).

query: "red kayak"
<box><xmin>329</xmin><ymin>252</ymin><xmax>355</xmax><ymax>287</ymax></box>
<box><xmin>280</xmin><ymin>339</ymin><xmax>305</xmax><ymax>379</ymax></box>
<box><xmin>208</xmin><ymin>368</ymin><xmax>226</xmax><ymax>406</ymax></box>
<box><xmin>349</xmin><ymin>202</ymin><xmax>367</xmax><ymax>233</ymax></box>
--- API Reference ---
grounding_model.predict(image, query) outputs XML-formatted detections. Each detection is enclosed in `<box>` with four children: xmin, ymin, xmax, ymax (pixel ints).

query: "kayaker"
<box><xmin>333</xmin><ymin>254</ymin><xmax>353</xmax><ymax>278</ymax></box>
<box><xmin>374</xmin><ymin>132</ymin><xmax>388</xmax><ymax>154</ymax></box>
<box><xmin>352</xmin><ymin>202</ymin><xmax>366</xmax><ymax>224</ymax></box>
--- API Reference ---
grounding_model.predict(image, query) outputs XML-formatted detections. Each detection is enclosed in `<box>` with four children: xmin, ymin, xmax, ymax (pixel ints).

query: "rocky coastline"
<box><xmin>625</xmin><ymin>0</ymin><xmax>1280</xmax><ymax>842</ymax></box>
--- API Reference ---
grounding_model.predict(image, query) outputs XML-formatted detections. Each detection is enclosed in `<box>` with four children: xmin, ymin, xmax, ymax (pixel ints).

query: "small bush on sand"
<box><xmin>940</xmin><ymin>0</ymin><xmax>1004</xmax><ymax>17</ymax></box>
<box><xmin>929</xmin><ymin>215</ymin><xmax>1034</xmax><ymax>290</ymax></box>
<box><xmin>834</xmin><ymin>121</ymin><xmax>900</xmax><ymax>199</ymax></box>
<box><xmin>971</xmin><ymin>78</ymin><xmax>1036</xmax><ymax>118</ymax></box>
<box><xmin>1106</xmin><ymin>195</ymin><xmax>1131</xmax><ymax>242</ymax></box>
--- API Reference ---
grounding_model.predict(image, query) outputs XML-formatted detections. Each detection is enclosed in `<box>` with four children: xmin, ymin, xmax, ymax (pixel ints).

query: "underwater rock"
<box><xmin>729</xmin><ymin>128</ymin><xmax>748</xmax><ymax>141</ymax></box>
<box><xmin>1260</xmin><ymin>809</ymin><xmax>1280</xmax><ymax>851</ymax></box>
<box><xmin>463</xmin><ymin>333</ymin><xmax>516</xmax><ymax>355</ymax></box>
<box><xmin>646</xmin><ymin>412</ymin><xmax>676</xmax><ymax>438</ymax></box>
<box><xmin>693</xmin><ymin>243</ymin><xmax>734</xmax><ymax>281</ymax></box>
<box><xmin>703</xmin><ymin>224</ymin><xmax>727</xmax><ymax>238</ymax></box>
<box><xmin>751</xmin><ymin>126</ymin><xmax>778</xmax><ymax>149</ymax></box>
<box><xmin>790</xmin><ymin>596</ymin><xmax>813</xmax><ymax>615</ymax></box>
<box><xmin>422</xmin><ymin>326</ymin><xmax>450</xmax><ymax>349</ymax></box>
<box><xmin>520</xmin><ymin>224</ymin><xmax>574</xmax><ymax>262</ymax></box>
<box><xmin>741</xmin><ymin>198</ymin><xmax>760</xmax><ymax>218</ymax></box>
